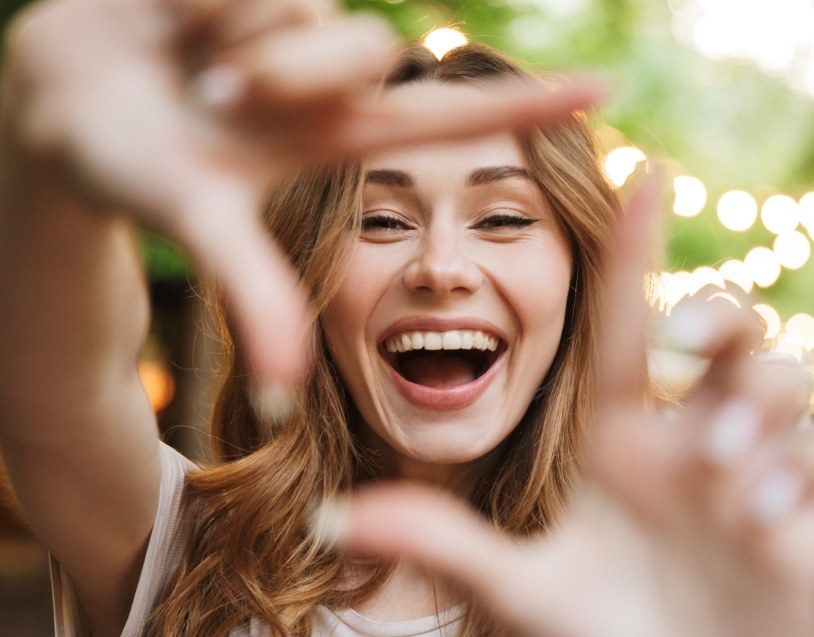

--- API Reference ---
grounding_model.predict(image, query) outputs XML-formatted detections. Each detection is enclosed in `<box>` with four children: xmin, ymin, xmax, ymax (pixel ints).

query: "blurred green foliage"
<box><xmin>2</xmin><ymin>0</ymin><xmax>812</xmax><ymax>316</ymax></box>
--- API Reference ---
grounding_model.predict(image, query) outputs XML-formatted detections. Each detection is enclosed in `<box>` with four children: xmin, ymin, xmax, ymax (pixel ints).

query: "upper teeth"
<box><xmin>384</xmin><ymin>330</ymin><xmax>499</xmax><ymax>353</ymax></box>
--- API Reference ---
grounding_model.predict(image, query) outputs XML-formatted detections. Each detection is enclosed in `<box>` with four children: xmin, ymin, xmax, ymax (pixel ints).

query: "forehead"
<box><xmin>364</xmin><ymin>133</ymin><xmax>527</xmax><ymax>181</ymax></box>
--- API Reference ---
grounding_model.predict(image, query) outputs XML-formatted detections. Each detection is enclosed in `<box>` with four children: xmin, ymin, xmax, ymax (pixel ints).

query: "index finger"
<box><xmin>334</xmin><ymin>76</ymin><xmax>611</xmax><ymax>157</ymax></box>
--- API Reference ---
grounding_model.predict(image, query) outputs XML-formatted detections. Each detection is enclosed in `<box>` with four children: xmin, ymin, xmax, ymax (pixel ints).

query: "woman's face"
<box><xmin>322</xmin><ymin>128</ymin><xmax>573</xmax><ymax>478</ymax></box>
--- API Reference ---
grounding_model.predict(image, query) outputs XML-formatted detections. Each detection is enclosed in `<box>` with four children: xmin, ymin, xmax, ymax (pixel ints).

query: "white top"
<box><xmin>49</xmin><ymin>441</ymin><xmax>465</xmax><ymax>636</ymax></box>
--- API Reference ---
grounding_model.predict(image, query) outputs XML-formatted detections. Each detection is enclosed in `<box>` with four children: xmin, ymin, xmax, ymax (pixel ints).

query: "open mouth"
<box><xmin>378</xmin><ymin>331</ymin><xmax>507</xmax><ymax>390</ymax></box>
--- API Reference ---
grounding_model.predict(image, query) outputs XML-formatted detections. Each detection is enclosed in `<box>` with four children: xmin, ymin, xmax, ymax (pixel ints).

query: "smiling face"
<box><xmin>321</xmin><ymin>131</ymin><xmax>573</xmax><ymax>480</ymax></box>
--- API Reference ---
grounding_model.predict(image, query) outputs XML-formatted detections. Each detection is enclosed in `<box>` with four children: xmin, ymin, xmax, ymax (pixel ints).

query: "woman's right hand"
<box><xmin>1</xmin><ymin>0</ymin><xmax>608</xmax><ymax>393</ymax></box>
<box><xmin>327</xmin><ymin>175</ymin><xmax>814</xmax><ymax>637</ymax></box>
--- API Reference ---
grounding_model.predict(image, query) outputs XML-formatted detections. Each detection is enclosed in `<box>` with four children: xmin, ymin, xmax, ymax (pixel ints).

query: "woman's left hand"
<box><xmin>321</xmin><ymin>175</ymin><xmax>814</xmax><ymax>637</ymax></box>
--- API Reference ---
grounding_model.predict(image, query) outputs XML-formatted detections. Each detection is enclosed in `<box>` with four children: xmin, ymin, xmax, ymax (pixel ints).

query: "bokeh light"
<box><xmin>761</xmin><ymin>194</ymin><xmax>799</xmax><ymax>235</ymax></box>
<box><xmin>717</xmin><ymin>190</ymin><xmax>758</xmax><ymax>231</ymax></box>
<box><xmin>718</xmin><ymin>259</ymin><xmax>753</xmax><ymax>293</ymax></box>
<box><xmin>786</xmin><ymin>313</ymin><xmax>814</xmax><ymax>351</ymax></box>
<box><xmin>671</xmin><ymin>0</ymin><xmax>814</xmax><ymax>97</ymax></box>
<box><xmin>773</xmin><ymin>230</ymin><xmax>811</xmax><ymax>270</ymax></box>
<box><xmin>773</xmin><ymin>334</ymin><xmax>805</xmax><ymax>361</ymax></box>
<box><xmin>753</xmin><ymin>303</ymin><xmax>781</xmax><ymax>339</ymax></box>
<box><xmin>800</xmin><ymin>192</ymin><xmax>814</xmax><ymax>238</ymax></box>
<box><xmin>659</xmin><ymin>270</ymin><xmax>694</xmax><ymax>310</ymax></box>
<box><xmin>603</xmin><ymin>146</ymin><xmax>646</xmax><ymax>188</ymax></box>
<box><xmin>422</xmin><ymin>27</ymin><xmax>468</xmax><ymax>60</ymax></box>
<box><xmin>689</xmin><ymin>265</ymin><xmax>725</xmax><ymax>295</ymax></box>
<box><xmin>138</xmin><ymin>360</ymin><xmax>176</xmax><ymax>412</ymax></box>
<box><xmin>672</xmin><ymin>175</ymin><xmax>707</xmax><ymax>217</ymax></box>
<box><xmin>744</xmin><ymin>246</ymin><xmax>781</xmax><ymax>288</ymax></box>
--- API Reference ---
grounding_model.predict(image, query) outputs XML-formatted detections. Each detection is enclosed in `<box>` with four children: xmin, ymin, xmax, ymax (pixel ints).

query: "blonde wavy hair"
<box><xmin>147</xmin><ymin>43</ymin><xmax>619</xmax><ymax>636</ymax></box>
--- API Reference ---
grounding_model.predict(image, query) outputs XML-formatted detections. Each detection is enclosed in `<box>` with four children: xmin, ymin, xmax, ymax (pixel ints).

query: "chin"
<box><xmin>384</xmin><ymin>417</ymin><xmax>511</xmax><ymax>466</ymax></box>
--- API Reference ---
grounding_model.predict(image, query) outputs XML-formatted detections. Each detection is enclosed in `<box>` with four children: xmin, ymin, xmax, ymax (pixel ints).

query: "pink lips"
<box><xmin>376</xmin><ymin>315</ymin><xmax>509</xmax><ymax>411</ymax></box>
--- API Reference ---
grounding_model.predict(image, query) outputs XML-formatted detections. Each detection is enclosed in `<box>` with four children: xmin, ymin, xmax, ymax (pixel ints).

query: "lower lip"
<box><xmin>381</xmin><ymin>350</ymin><xmax>506</xmax><ymax>411</ymax></box>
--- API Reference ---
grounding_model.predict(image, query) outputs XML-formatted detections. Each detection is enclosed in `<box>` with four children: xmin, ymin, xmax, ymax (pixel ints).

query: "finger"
<box><xmin>196</xmin><ymin>14</ymin><xmax>397</xmax><ymax>112</ymax></box>
<box><xmin>333</xmin><ymin>76</ymin><xmax>611</xmax><ymax>157</ymax></box>
<box><xmin>723</xmin><ymin>439</ymin><xmax>814</xmax><ymax>573</ymax></box>
<box><xmin>319</xmin><ymin>483</ymin><xmax>547</xmax><ymax>627</ymax></box>
<box><xmin>595</xmin><ymin>170</ymin><xmax>663</xmax><ymax>410</ymax></box>
<box><xmin>665</xmin><ymin>294</ymin><xmax>763</xmax><ymax>401</ymax></box>
<box><xmin>686</xmin><ymin>356</ymin><xmax>812</xmax><ymax>500</ymax></box>
<box><xmin>173</xmin><ymin>0</ymin><xmax>332</xmax><ymax>44</ymax></box>
<box><xmin>172</xmin><ymin>176</ymin><xmax>312</xmax><ymax>392</ymax></box>
<box><xmin>586</xmin><ymin>173</ymin><xmax>686</xmax><ymax>523</ymax></box>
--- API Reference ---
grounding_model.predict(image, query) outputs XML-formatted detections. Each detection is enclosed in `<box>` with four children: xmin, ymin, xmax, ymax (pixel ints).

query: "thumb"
<box><xmin>316</xmin><ymin>484</ymin><xmax>539</xmax><ymax>626</ymax></box>
<box><xmin>173</xmin><ymin>177</ymin><xmax>312</xmax><ymax>399</ymax></box>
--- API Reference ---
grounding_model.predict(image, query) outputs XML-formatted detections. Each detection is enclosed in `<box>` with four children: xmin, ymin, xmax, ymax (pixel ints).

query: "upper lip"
<box><xmin>377</xmin><ymin>316</ymin><xmax>509</xmax><ymax>346</ymax></box>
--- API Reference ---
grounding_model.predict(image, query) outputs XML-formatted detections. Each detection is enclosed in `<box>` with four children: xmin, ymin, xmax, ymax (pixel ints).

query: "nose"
<box><xmin>402</xmin><ymin>226</ymin><xmax>483</xmax><ymax>297</ymax></box>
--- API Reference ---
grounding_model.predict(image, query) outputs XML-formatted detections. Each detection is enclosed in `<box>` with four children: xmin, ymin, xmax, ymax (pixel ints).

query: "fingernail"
<box><xmin>703</xmin><ymin>399</ymin><xmax>760</xmax><ymax>466</ymax></box>
<box><xmin>191</xmin><ymin>64</ymin><xmax>246</xmax><ymax>110</ymax></box>
<box><xmin>253</xmin><ymin>382</ymin><xmax>295</xmax><ymax>425</ymax></box>
<box><xmin>662</xmin><ymin>302</ymin><xmax>716</xmax><ymax>353</ymax></box>
<box><xmin>748</xmin><ymin>465</ymin><xmax>805</xmax><ymax>526</ymax></box>
<box><xmin>309</xmin><ymin>498</ymin><xmax>350</xmax><ymax>547</ymax></box>
<box><xmin>660</xmin><ymin>405</ymin><xmax>684</xmax><ymax>423</ymax></box>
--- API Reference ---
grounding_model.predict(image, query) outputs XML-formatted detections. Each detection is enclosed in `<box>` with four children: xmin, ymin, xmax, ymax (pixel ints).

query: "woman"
<box><xmin>1</xmin><ymin>0</ymin><xmax>812</xmax><ymax>635</ymax></box>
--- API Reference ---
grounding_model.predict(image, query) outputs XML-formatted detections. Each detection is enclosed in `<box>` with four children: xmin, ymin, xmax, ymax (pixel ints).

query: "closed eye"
<box><xmin>475</xmin><ymin>213</ymin><xmax>539</xmax><ymax>230</ymax></box>
<box><xmin>361</xmin><ymin>212</ymin><xmax>412</xmax><ymax>232</ymax></box>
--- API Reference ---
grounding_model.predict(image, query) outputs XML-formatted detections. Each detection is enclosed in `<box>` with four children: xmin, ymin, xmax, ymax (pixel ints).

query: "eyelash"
<box><xmin>361</xmin><ymin>212</ymin><xmax>538</xmax><ymax>232</ymax></box>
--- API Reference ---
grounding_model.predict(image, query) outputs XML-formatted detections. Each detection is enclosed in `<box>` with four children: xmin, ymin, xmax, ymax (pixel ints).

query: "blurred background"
<box><xmin>1</xmin><ymin>0</ymin><xmax>812</xmax><ymax>633</ymax></box>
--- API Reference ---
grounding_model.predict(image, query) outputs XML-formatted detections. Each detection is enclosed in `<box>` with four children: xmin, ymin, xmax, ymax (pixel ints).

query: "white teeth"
<box><xmin>383</xmin><ymin>329</ymin><xmax>501</xmax><ymax>353</ymax></box>
<box><xmin>442</xmin><ymin>331</ymin><xmax>462</xmax><ymax>349</ymax></box>
<box><xmin>424</xmin><ymin>332</ymin><xmax>443</xmax><ymax>350</ymax></box>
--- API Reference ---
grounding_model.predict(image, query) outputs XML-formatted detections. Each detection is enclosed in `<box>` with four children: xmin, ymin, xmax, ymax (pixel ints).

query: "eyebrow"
<box><xmin>364</xmin><ymin>165</ymin><xmax>534</xmax><ymax>189</ymax></box>
<box><xmin>364</xmin><ymin>169</ymin><xmax>413</xmax><ymax>187</ymax></box>
<box><xmin>467</xmin><ymin>165</ymin><xmax>534</xmax><ymax>186</ymax></box>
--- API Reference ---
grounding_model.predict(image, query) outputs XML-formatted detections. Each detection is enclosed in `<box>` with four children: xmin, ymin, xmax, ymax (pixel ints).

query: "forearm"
<box><xmin>0</xmin><ymin>158</ymin><xmax>151</xmax><ymax>448</ymax></box>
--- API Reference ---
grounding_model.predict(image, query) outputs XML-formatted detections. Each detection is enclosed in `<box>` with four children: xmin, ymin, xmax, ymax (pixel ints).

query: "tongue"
<box><xmin>400</xmin><ymin>353</ymin><xmax>478</xmax><ymax>388</ymax></box>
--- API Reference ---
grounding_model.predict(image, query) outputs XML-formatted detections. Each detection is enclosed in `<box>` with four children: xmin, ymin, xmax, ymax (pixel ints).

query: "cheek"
<box><xmin>486</xmin><ymin>236</ymin><xmax>573</xmax><ymax>331</ymax></box>
<box><xmin>321</xmin><ymin>245</ymin><xmax>399</xmax><ymax>368</ymax></box>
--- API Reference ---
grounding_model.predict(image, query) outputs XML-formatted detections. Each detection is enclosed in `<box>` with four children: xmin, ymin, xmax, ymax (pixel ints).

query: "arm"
<box><xmin>0</xmin><ymin>147</ymin><xmax>162</xmax><ymax>635</ymax></box>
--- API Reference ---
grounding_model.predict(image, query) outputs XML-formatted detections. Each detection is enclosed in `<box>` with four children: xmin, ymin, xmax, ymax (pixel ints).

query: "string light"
<box><xmin>603</xmin><ymin>146</ymin><xmax>646</xmax><ymax>188</ymax></box>
<box><xmin>717</xmin><ymin>190</ymin><xmax>758</xmax><ymax>231</ymax></box>
<box><xmin>753</xmin><ymin>303</ymin><xmax>781</xmax><ymax>339</ymax></box>
<box><xmin>761</xmin><ymin>194</ymin><xmax>799</xmax><ymax>235</ymax></box>
<box><xmin>422</xmin><ymin>28</ymin><xmax>468</xmax><ymax>60</ymax></box>
<box><xmin>718</xmin><ymin>259</ymin><xmax>753</xmax><ymax>293</ymax></box>
<box><xmin>744</xmin><ymin>246</ymin><xmax>781</xmax><ymax>287</ymax></box>
<box><xmin>773</xmin><ymin>230</ymin><xmax>811</xmax><ymax>270</ymax></box>
<box><xmin>673</xmin><ymin>175</ymin><xmax>707</xmax><ymax>217</ymax></box>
